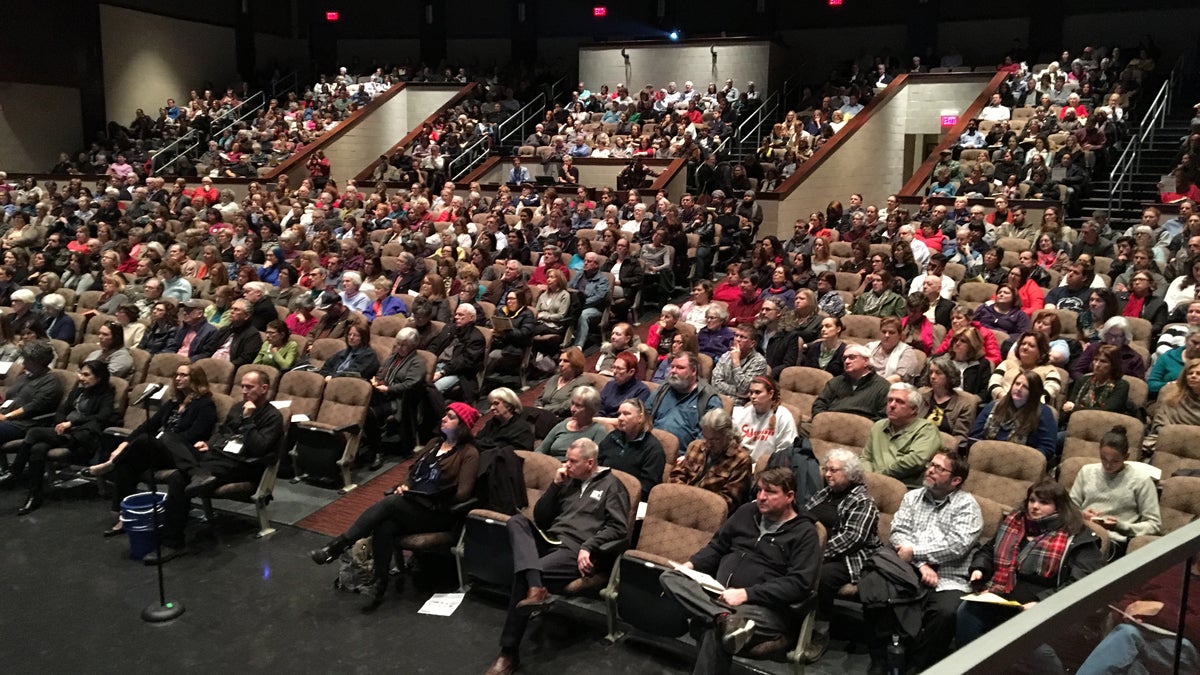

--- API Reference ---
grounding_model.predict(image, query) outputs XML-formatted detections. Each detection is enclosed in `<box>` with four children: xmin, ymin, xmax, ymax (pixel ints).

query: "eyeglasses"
<box><xmin>926</xmin><ymin>462</ymin><xmax>952</xmax><ymax>475</ymax></box>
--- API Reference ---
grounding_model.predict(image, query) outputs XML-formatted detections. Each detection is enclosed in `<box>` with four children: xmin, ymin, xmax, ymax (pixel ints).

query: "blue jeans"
<box><xmin>434</xmin><ymin>374</ymin><xmax>460</xmax><ymax>393</ymax></box>
<box><xmin>1077</xmin><ymin>623</ymin><xmax>1198</xmax><ymax>675</ymax></box>
<box><xmin>573</xmin><ymin>307</ymin><xmax>601</xmax><ymax>347</ymax></box>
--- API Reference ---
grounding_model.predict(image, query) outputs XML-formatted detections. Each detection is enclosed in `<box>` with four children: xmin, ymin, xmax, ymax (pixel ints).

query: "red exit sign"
<box><xmin>941</xmin><ymin>115</ymin><xmax>958</xmax><ymax>127</ymax></box>
<box><xmin>828</xmin><ymin>0</ymin><xmax>843</xmax><ymax>6</ymax></box>
<box><xmin>594</xmin><ymin>6</ymin><xmax>607</xmax><ymax>16</ymax></box>
<box><xmin>325</xmin><ymin>11</ymin><xmax>339</xmax><ymax>22</ymax></box>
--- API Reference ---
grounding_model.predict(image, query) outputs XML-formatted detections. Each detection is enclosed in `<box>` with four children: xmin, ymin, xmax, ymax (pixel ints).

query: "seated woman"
<box><xmin>486</xmin><ymin>289</ymin><xmax>535</xmax><ymax>379</ymax></box>
<box><xmin>138</xmin><ymin>301</ymin><xmax>179</xmax><ymax>355</ymax></box>
<box><xmin>308</xmin><ymin>402</ymin><xmax>480</xmax><ymax>612</ymax></box>
<box><xmin>646</xmin><ymin>305</ymin><xmax>687</xmax><ymax>363</ymax></box>
<box><xmin>731</xmin><ymin>376</ymin><xmax>799</xmax><ymax>463</ymax></box>
<box><xmin>697</xmin><ymin>304</ymin><xmax>734</xmax><ymax>362</ymax></box>
<box><xmin>712</xmin><ymin>264</ymin><xmax>743</xmax><ymax>304</ymax></box>
<box><xmin>1062</xmin><ymin>344</ymin><xmax>1130</xmax><ymax>425</ymax></box>
<box><xmin>805</xmin><ymin>449</ymin><xmax>881</xmax><ymax>613</ymax></box>
<box><xmin>536</xmin><ymin>385</ymin><xmax>608</xmax><ymax>459</ymax></box>
<box><xmin>801</xmin><ymin>316</ymin><xmax>847</xmax><ymax>377</ymax></box>
<box><xmin>96</xmin><ymin>274</ymin><xmax>130</xmax><ymax>316</ymax></box>
<box><xmin>253</xmin><ymin>320</ymin><xmax>298</xmax><ymax>371</ymax></box>
<box><xmin>595</xmin><ymin>322</ymin><xmax>643</xmax><ymax>377</ymax></box>
<box><xmin>920</xmin><ymin>355</ymin><xmax>980</xmax><ymax>451</ymax></box>
<box><xmin>1007</xmin><ymin>264</ymin><xmax>1045</xmax><ymax>317</ymax></box>
<box><xmin>988</xmin><ymin>332</ymin><xmax>1064</xmax><ymax>404</ymax></box>
<box><xmin>944</xmin><ymin>327</ymin><xmax>993</xmax><ymax>399</ymax></box>
<box><xmin>680</xmin><ymin>280</ymin><xmax>718</xmax><ymax>330</ymax></box>
<box><xmin>867</xmin><ymin>316</ymin><xmax>921</xmax><ymax>384</ymax></box>
<box><xmin>793</xmin><ymin>289</ymin><xmax>824</xmax><ymax>345</ymax></box>
<box><xmin>317</xmin><ymin>324</ymin><xmax>380</xmax><ymax>380</ymax></box>
<box><xmin>531</xmin><ymin>269</ymin><xmax>571</xmax><ymax>356</ymax></box>
<box><xmin>41</xmin><ymin>294</ymin><xmax>76</xmax><ymax>344</ymax></box>
<box><xmin>1016</xmin><ymin>309</ymin><xmax>1074</xmax><ymax>368</ymax></box>
<box><xmin>853</xmin><ymin>270</ymin><xmax>907</xmax><ymax>318</ymax></box>
<box><xmin>1147</xmin><ymin>358</ymin><xmax>1200</xmax><ymax>444</ymax></box>
<box><xmin>901</xmin><ymin>292</ymin><xmax>937</xmax><ymax>354</ymax></box>
<box><xmin>1069</xmin><ymin>316</ymin><xmax>1146</xmax><ymax>381</ymax></box>
<box><xmin>86</xmin><ymin>320</ymin><xmax>134</xmax><ymax>379</ymax></box>
<box><xmin>475</xmin><ymin>388</ymin><xmax>535</xmax><ymax>453</ymax></box>
<box><xmin>975</xmin><ymin>284</ymin><xmax>1032</xmax><ymax>337</ymax></box>
<box><xmin>532</xmin><ymin>347</ymin><xmax>591</xmax><ymax>437</ymax></box>
<box><xmin>652</xmin><ymin>331</ymin><xmax>700</xmax><ymax>383</ymax></box>
<box><xmin>669</xmin><ymin>408</ymin><xmax>753</xmax><ymax>514</ymax></box>
<box><xmin>84</xmin><ymin>363</ymin><xmax>217</xmax><ymax>539</ymax></box>
<box><xmin>285</xmin><ymin>294</ymin><xmax>320</xmax><ymax>338</ymax></box>
<box><xmin>957</xmin><ymin>480</ymin><xmax>1103</xmax><ymax>651</ymax></box>
<box><xmin>1069</xmin><ymin>427</ymin><xmax>1160</xmax><ymax>559</ymax></box>
<box><xmin>1</xmin><ymin>361</ymin><xmax>114</xmax><ymax>515</ymax></box>
<box><xmin>760</xmin><ymin>267</ymin><xmax>796</xmax><ymax>312</ymax></box>
<box><xmin>972</xmin><ymin>369</ymin><xmax>1058</xmax><ymax>460</ymax></box>
<box><xmin>1118</xmin><ymin>270</ymin><xmax>1168</xmax><ymax>338</ymax></box>
<box><xmin>1082</xmin><ymin>289</ymin><xmax>1121</xmax><ymax>345</ymax></box>
<box><xmin>596</xmin><ymin>352</ymin><xmax>651</xmax><ymax>420</ymax></box>
<box><xmin>815</xmin><ymin>271</ymin><xmax>847</xmax><ymax>318</ymax></box>
<box><xmin>597</xmin><ymin>398</ymin><xmax>665</xmax><ymax>501</ymax></box>
<box><xmin>363</xmin><ymin>279</ymin><xmax>408</xmax><ymax>321</ymax></box>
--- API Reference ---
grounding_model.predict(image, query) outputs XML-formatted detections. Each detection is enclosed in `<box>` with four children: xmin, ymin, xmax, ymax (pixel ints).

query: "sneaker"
<box><xmin>803</xmin><ymin>630</ymin><xmax>830</xmax><ymax>662</ymax></box>
<box><xmin>721</xmin><ymin>617</ymin><xmax>756</xmax><ymax>654</ymax></box>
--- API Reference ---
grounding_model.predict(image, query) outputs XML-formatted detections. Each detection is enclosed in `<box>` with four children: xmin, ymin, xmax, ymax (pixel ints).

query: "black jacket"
<box><xmin>3</xmin><ymin>370</ymin><xmax>64</xmax><ymax>432</ymax></box>
<box><xmin>197</xmin><ymin>321</ymin><xmax>263</xmax><ymax>368</ymax></box>
<box><xmin>131</xmin><ymin>395</ymin><xmax>218</xmax><ymax>447</ymax></box>
<box><xmin>533</xmin><ymin>468</ymin><xmax>630</xmax><ymax>554</ymax></box>
<box><xmin>801</xmin><ymin>341</ymin><xmax>846</xmax><ymax>377</ymax></box>
<box><xmin>690</xmin><ymin>503</ymin><xmax>822</xmax><ymax>608</ymax></box>
<box><xmin>602</xmin><ymin>255</ymin><xmax>644</xmax><ymax>295</ymax></box>
<box><xmin>760</xmin><ymin>328</ymin><xmax>799</xmax><ymax>380</ymax></box>
<box><xmin>165</xmin><ymin>321</ymin><xmax>212</xmax><ymax>358</ymax></box>
<box><xmin>435</xmin><ymin>323</ymin><xmax>485</xmax><ymax>400</ymax></box>
<box><xmin>210</xmin><ymin>400</ymin><xmax>285</xmax><ymax>467</ymax></box>
<box><xmin>318</xmin><ymin>345</ymin><xmax>380</xmax><ymax>380</ymax></box>
<box><xmin>597</xmin><ymin>430</ymin><xmax>665</xmax><ymax>501</ymax></box>
<box><xmin>1119</xmin><ymin>293</ymin><xmax>1168</xmax><ymax>339</ymax></box>
<box><xmin>250</xmin><ymin>296</ymin><xmax>278</xmax><ymax>332</ymax></box>
<box><xmin>57</xmin><ymin>384</ymin><xmax>116</xmax><ymax>444</ymax></box>
<box><xmin>491</xmin><ymin>306</ymin><xmax>535</xmax><ymax>356</ymax></box>
<box><xmin>475</xmin><ymin>415</ymin><xmax>536</xmax><ymax>454</ymax></box>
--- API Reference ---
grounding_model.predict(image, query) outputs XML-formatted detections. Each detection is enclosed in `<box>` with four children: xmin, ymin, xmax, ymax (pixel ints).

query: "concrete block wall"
<box><xmin>579</xmin><ymin>41</ymin><xmax>773</xmax><ymax>98</ymax></box>
<box><xmin>99</xmin><ymin>5</ymin><xmax>238</xmax><ymax>124</ymax></box>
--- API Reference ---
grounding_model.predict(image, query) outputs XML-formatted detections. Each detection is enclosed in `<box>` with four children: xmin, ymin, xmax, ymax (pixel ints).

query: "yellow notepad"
<box><xmin>960</xmin><ymin>592</ymin><xmax>1023</xmax><ymax>607</ymax></box>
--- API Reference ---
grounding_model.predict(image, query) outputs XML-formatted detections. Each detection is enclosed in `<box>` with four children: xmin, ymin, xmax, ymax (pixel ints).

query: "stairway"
<box><xmin>1075</xmin><ymin>114</ymin><xmax>1190</xmax><ymax>231</ymax></box>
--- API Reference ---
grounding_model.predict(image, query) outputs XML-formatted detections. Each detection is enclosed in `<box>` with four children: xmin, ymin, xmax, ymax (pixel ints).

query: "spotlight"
<box><xmin>668</xmin><ymin>30</ymin><xmax>680</xmax><ymax>40</ymax></box>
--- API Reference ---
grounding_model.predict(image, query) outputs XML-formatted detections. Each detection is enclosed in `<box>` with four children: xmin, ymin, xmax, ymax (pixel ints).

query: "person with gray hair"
<box><xmin>476</xmin><ymin>387</ymin><xmax>535</xmax><ymax>455</ymax></box>
<box><xmin>362</xmin><ymin>323</ymin><xmax>431</xmax><ymax>467</ymax></box>
<box><xmin>919</xmin><ymin>355</ymin><xmax>980</xmax><ymax>450</ymax></box>
<box><xmin>810</xmin><ymin>342</ymin><xmax>891</xmax><ymax>422</ymax></box>
<box><xmin>1069</xmin><ymin>314</ymin><xmax>1148</xmax><ymax>380</ymax></box>
<box><xmin>536</xmin><ymin>385</ymin><xmax>608</xmax><ymax>459</ymax></box>
<box><xmin>669</xmin><ymin>407</ymin><xmax>754</xmax><ymax>513</ymax></box>
<box><xmin>804</xmin><ymin>447</ymin><xmax>881</xmax><ymax>649</ymax></box>
<box><xmin>860</xmin><ymin>382</ymin><xmax>943</xmax><ymax>488</ymax></box>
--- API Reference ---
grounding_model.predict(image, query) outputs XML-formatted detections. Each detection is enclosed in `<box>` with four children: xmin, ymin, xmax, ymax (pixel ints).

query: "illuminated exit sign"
<box><xmin>594</xmin><ymin>6</ymin><xmax>607</xmax><ymax>16</ymax></box>
<box><xmin>940</xmin><ymin>115</ymin><xmax>958</xmax><ymax>127</ymax></box>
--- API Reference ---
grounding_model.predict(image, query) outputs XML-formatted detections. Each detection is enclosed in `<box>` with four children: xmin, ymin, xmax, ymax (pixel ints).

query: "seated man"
<box><xmin>648</xmin><ymin>352</ymin><xmax>723</xmax><ymax>448</ymax></box>
<box><xmin>711</xmin><ymin>324</ymin><xmax>769</xmax><ymax>405</ymax></box>
<box><xmin>659</xmin><ymin>467</ymin><xmax>821</xmax><ymax>675</ymax></box>
<box><xmin>195</xmin><ymin>299</ymin><xmax>263</xmax><ymax>369</ymax></box>
<box><xmin>808</xmin><ymin>344</ymin><xmax>890</xmax><ymax>423</ymax></box>
<box><xmin>860</xmin><ymin>383</ymin><xmax>944</xmax><ymax>488</ymax></box>
<box><xmin>362</xmin><ymin>327</ymin><xmax>431</xmax><ymax>468</ymax></box>
<box><xmin>172</xmin><ymin>370</ymin><xmax>284</xmax><ymax>561</ymax></box>
<box><xmin>431</xmin><ymin>303</ymin><xmax>486</xmax><ymax>400</ymax></box>
<box><xmin>867</xmin><ymin>451</ymin><xmax>981</xmax><ymax>672</ymax></box>
<box><xmin>0</xmin><ymin>341</ymin><xmax>64</xmax><ymax>459</ymax></box>
<box><xmin>485</xmin><ymin>438</ymin><xmax>630</xmax><ymax>675</ymax></box>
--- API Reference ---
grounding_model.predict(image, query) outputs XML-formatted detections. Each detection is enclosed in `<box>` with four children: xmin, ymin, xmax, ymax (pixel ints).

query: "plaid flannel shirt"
<box><xmin>805</xmin><ymin>482</ymin><xmax>881</xmax><ymax>581</ymax></box>
<box><xmin>888</xmin><ymin>487</ymin><xmax>983</xmax><ymax>592</ymax></box>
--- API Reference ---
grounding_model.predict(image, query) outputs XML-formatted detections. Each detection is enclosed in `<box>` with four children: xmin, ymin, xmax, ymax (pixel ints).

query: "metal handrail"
<box><xmin>497</xmin><ymin>92</ymin><xmax>548</xmax><ymax>147</ymax></box>
<box><xmin>733</xmin><ymin>91</ymin><xmax>780</xmax><ymax>158</ymax></box>
<box><xmin>271</xmin><ymin>71</ymin><xmax>300</xmax><ymax>100</ymax></box>
<box><xmin>1106</xmin><ymin>71</ymin><xmax>1174</xmax><ymax>216</ymax></box>
<box><xmin>150</xmin><ymin>129</ymin><xmax>203</xmax><ymax>175</ymax></box>
<box><xmin>151</xmin><ymin>91</ymin><xmax>267</xmax><ymax>175</ymax></box>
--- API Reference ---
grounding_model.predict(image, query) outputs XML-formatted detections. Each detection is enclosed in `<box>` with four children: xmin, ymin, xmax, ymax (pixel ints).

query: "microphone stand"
<box><xmin>140</xmin><ymin>383</ymin><xmax>184</xmax><ymax>622</ymax></box>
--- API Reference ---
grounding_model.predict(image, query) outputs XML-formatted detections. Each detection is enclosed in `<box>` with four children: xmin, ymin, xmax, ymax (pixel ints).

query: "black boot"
<box><xmin>17</xmin><ymin>461</ymin><xmax>44</xmax><ymax>515</ymax></box>
<box><xmin>309</xmin><ymin>536</ymin><xmax>350</xmax><ymax>565</ymax></box>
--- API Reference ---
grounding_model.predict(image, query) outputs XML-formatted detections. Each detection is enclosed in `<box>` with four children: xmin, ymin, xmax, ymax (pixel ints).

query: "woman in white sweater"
<box><xmin>1069</xmin><ymin>426</ymin><xmax>1161</xmax><ymax>559</ymax></box>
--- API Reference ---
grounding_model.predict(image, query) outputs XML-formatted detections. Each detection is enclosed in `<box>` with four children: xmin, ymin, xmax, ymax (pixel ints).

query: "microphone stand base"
<box><xmin>142</xmin><ymin>600</ymin><xmax>185</xmax><ymax>623</ymax></box>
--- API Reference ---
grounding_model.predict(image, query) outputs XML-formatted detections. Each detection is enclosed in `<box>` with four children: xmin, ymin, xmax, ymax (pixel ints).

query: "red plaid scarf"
<box><xmin>988</xmin><ymin>511</ymin><xmax>1070</xmax><ymax>596</ymax></box>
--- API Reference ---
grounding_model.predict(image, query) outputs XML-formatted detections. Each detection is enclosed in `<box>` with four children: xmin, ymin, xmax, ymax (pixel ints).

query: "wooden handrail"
<box><xmin>760</xmin><ymin>72</ymin><xmax>1001</xmax><ymax>201</ymax></box>
<box><xmin>263</xmin><ymin>82</ymin><xmax>409</xmax><ymax>180</ymax></box>
<box><xmin>898</xmin><ymin>71</ymin><xmax>1011</xmax><ymax>196</ymax></box>
<box><xmin>351</xmin><ymin>83</ymin><xmax>477</xmax><ymax>184</ymax></box>
<box><xmin>650</xmin><ymin>158</ymin><xmax>688</xmax><ymax>192</ymax></box>
<box><xmin>459</xmin><ymin>156</ymin><xmax>502</xmax><ymax>186</ymax></box>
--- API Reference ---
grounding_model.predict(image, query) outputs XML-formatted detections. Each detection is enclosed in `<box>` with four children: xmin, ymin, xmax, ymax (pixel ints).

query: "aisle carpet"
<box><xmin>294</xmin><ymin>459</ymin><xmax>414</xmax><ymax>536</ymax></box>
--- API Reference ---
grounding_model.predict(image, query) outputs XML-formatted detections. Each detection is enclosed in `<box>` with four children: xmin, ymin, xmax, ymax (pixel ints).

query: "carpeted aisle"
<box><xmin>295</xmin><ymin>458</ymin><xmax>414</xmax><ymax>536</ymax></box>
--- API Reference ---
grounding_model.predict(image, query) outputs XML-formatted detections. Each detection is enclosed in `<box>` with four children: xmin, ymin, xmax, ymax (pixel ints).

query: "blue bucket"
<box><xmin>120</xmin><ymin>491</ymin><xmax>166</xmax><ymax>560</ymax></box>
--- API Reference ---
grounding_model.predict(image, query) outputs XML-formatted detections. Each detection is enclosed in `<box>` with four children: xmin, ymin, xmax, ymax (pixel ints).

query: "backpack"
<box><xmin>767</xmin><ymin>441</ymin><xmax>823</xmax><ymax>509</ymax></box>
<box><xmin>475</xmin><ymin>447</ymin><xmax>528</xmax><ymax>515</ymax></box>
<box><xmin>332</xmin><ymin>538</ymin><xmax>376</xmax><ymax>594</ymax></box>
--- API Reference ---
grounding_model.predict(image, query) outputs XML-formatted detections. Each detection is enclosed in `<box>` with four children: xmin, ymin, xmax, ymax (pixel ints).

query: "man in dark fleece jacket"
<box><xmin>660</xmin><ymin>466</ymin><xmax>821</xmax><ymax>675</ymax></box>
<box><xmin>485</xmin><ymin>438</ymin><xmax>630</xmax><ymax>675</ymax></box>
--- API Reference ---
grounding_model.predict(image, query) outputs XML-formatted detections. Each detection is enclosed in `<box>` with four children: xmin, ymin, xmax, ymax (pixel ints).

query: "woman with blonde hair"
<box><xmin>597</xmin><ymin>397</ymin><xmax>664</xmax><ymax>500</ymax></box>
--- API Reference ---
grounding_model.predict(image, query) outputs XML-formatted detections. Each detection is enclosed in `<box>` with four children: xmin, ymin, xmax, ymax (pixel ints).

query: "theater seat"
<box><xmin>200</xmin><ymin>415</ymin><xmax>290</xmax><ymax>538</ymax></box>
<box><xmin>290</xmin><ymin>378</ymin><xmax>372</xmax><ymax>492</ymax></box>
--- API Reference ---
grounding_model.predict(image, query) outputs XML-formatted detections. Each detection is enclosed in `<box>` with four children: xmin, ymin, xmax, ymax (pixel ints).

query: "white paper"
<box><xmin>406</xmin><ymin>289</ymin><xmax>419</xmax><ymax>297</ymax></box>
<box><xmin>418</xmin><ymin>592</ymin><xmax>465</xmax><ymax>616</ymax></box>
<box><xmin>636</xmin><ymin>501</ymin><xmax>647</xmax><ymax>520</ymax></box>
<box><xmin>671</xmin><ymin>562</ymin><xmax>725</xmax><ymax>593</ymax></box>
<box><xmin>152</xmin><ymin>386</ymin><xmax>168</xmax><ymax>401</ymax></box>
<box><xmin>224</xmin><ymin>440</ymin><xmax>244</xmax><ymax>455</ymax></box>
<box><xmin>0</xmin><ymin>361</ymin><xmax>12</xmax><ymax>376</ymax></box>
<box><xmin>291</xmin><ymin>413</ymin><xmax>310</xmax><ymax>423</ymax></box>
<box><xmin>271</xmin><ymin>400</ymin><xmax>292</xmax><ymax>409</ymax></box>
